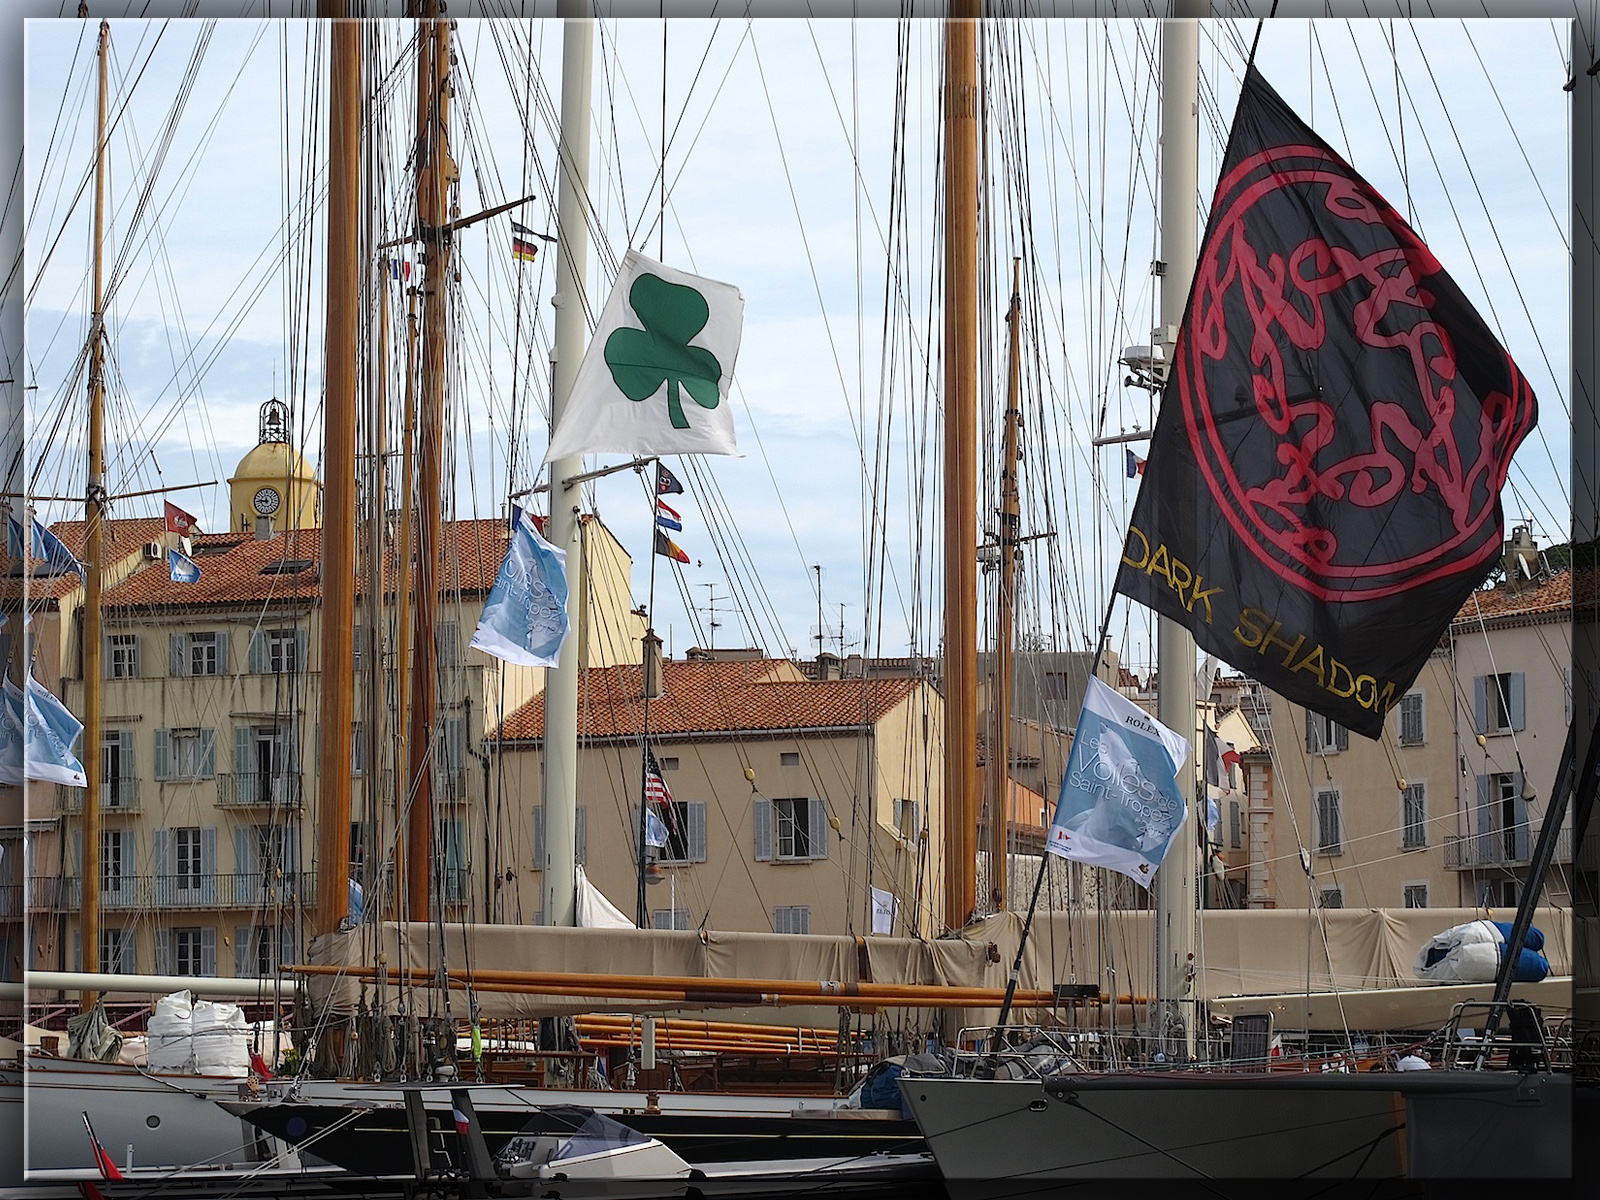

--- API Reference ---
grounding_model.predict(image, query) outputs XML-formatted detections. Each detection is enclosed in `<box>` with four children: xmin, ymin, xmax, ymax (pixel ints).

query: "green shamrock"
<box><xmin>604</xmin><ymin>272</ymin><xmax>723</xmax><ymax>429</ymax></box>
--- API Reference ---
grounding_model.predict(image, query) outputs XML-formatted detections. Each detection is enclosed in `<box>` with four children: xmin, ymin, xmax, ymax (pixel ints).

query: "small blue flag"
<box><xmin>0</xmin><ymin>678</ymin><xmax>23</xmax><ymax>786</ymax></box>
<box><xmin>7</xmin><ymin>514</ymin><xmax>85</xmax><ymax>578</ymax></box>
<box><xmin>168</xmin><ymin>548</ymin><xmax>201</xmax><ymax>584</ymax></box>
<box><xmin>468</xmin><ymin>506</ymin><xmax>570</xmax><ymax>667</ymax></box>
<box><xmin>4</xmin><ymin>513</ymin><xmax>21</xmax><ymax>559</ymax></box>
<box><xmin>347</xmin><ymin>878</ymin><xmax>364</xmax><ymax>924</ymax></box>
<box><xmin>20</xmin><ymin>671</ymin><xmax>86</xmax><ymax>787</ymax></box>
<box><xmin>644</xmin><ymin>806</ymin><xmax>670</xmax><ymax>849</ymax></box>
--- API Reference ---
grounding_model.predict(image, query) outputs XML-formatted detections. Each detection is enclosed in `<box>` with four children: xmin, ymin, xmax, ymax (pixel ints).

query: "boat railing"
<box><xmin>940</xmin><ymin>1025</ymin><xmax>1090</xmax><ymax>1080</ymax></box>
<box><xmin>1438</xmin><ymin>999</ymin><xmax>1553</xmax><ymax>1071</ymax></box>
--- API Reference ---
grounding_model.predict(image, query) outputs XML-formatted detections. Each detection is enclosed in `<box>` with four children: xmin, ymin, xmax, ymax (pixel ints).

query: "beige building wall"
<box><xmin>493</xmin><ymin>682</ymin><xmax>949</xmax><ymax>940</ymax></box>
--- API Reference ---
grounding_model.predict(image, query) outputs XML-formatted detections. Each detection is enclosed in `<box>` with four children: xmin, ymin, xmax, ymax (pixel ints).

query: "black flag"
<box><xmin>1115</xmin><ymin>67</ymin><xmax>1535</xmax><ymax>739</ymax></box>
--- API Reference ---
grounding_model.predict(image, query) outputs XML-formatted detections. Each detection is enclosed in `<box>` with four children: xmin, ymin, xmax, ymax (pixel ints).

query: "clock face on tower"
<box><xmin>252</xmin><ymin>487</ymin><xmax>281</xmax><ymax>516</ymax></box>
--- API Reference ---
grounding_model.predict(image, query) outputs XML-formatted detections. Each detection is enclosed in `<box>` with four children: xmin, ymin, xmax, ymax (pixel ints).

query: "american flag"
<box><xmin>644</xmin><ymin>747</ymin><xmax>679</xmax><ymax>836</ymax></box>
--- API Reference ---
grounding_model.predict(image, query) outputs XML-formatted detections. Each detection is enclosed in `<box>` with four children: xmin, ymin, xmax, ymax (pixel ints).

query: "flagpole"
<box><xmin>637</xmin><ymin>464</ymin><xmax>663</xmax><ymax>929</ymax></box>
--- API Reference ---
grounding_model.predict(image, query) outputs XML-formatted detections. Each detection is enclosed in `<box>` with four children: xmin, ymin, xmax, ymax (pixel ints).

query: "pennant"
<box><xmin>468</xmin><ymin>507</ymin><xmax>570</xmax><ymax>668</ymax></box>
<box><xmin>1124</xmin><ymin>449</ymin><xmax>1146</xmax><ymax>478</ymax></box>
<box><xmin>545</xmin><ymin>249</ymin><xmax>743</xmax><ymax>461</ymax></box>
<box><xmin>653</xmin><ymin>529</ymin><xmax>690</xmax><ymax>564</ymax></box>
<box><xmin>163</xmin><ymin>499</ymin><xmax>200</xmax><ymax>536</ymax></box>
<box><xmin>82</xmin><ymin>1112</ymin><xmax>123</xmax><ymax>1181</ymax></box>
<box><xmin>655</xmin><ymin>462</ymin><xmax>684</xmax><ymax>495</ymax></box>
<box><xmin>168</xmin><ymin>548</ymin><xmax>201</xmax><ymax>584</ymax></box>
<box><xmin>1046</xmin><ymin>677</ymin><xmax>1190</xmax><ymax>885</ymax></box>
<box><xmin>655</xmin><ymin>499</ymin><xmax>683</xmax><ymax>532</ymax></box>
<box><xmin>1113</xmin><ymin>66</ymin><xmax>1535</xmax><ymax>740</ymax></box>
<box><xmin>644</xmin><ymin>746</ymin><xmax>679</xmax><ymax>836</ymax></box>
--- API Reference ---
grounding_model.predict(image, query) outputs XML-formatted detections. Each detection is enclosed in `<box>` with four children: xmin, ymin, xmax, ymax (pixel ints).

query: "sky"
<box><xmin>6</xmin><ymin>2</ymin><xmax>1585</xmax><ymax>688</ymax></box>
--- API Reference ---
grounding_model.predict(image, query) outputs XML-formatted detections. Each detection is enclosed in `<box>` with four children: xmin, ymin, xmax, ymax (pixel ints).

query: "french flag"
<box><xmin>453</xmin><ymin>1104</ymin><xmax>472</xmax><ymax>1139</ymax></box>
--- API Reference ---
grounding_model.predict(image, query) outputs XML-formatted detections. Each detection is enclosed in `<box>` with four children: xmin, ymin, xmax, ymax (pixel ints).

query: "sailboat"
<box><xmin>899</xmin><ymin>9</ymin><xmax>1582</xmax><ymax>1186</ymax></box>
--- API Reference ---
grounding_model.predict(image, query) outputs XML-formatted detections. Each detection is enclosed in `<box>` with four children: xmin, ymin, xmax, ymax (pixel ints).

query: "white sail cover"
<box><xmin>575</xmin><ymin>865</ymin><xmax>635</xmax><ymax>929</ymax></box>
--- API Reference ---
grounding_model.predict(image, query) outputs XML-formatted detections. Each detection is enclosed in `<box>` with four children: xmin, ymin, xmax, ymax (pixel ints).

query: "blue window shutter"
<box><xmin>169</xmin><ymin>634</ymin><xmax>186</xmax><ymax>677</ymax></box>
<box><xmin>1476</xmin><ymin>776</ymin><xmax>1490</xmax><ymax>846</ymax></box>
<box><xmin>198</xmin><ymin>728</ymin><xmax>216</xmax><ymax>779</ymax></box>
<box><xmin>1509</xmin><ymin>673</ymin><xmax>1526</xmax><ymax>732</ymax></box>
<box><xmin>201</xmin><ymin>827</ymin><xmax>217</xmax><ymax>904</ymax></box>
<box><xmin>296</xmin><ymin>629</ymin><xmax>308</xmax><ymax>671</ymax></box>
<box><xmin>200</xmin><ymin>927</ymin><xmax>216</xmax><ymax>976</ymax></box>
<box><xmin>1335</xmin><ymin>723</ymin><xmax>1348</xmax><ymax>752</ymax></box>
<box><xmin>1513</xmin><ymin>774</ymin><xmax>1529</xmax><ymax>859</ymax></box>
<box><xmin>153</xmin><ymin>729</ymin><xmax>170</xmax><ymax>781</ymax></box>
<box><xmin>575</xmin><ymin>805</ymin><xmax>587</xmax><ymax>865</ymax></box>
<box><xmin>1473</xmin><ymin>676</ymin><xmax>1488</xmax><ymax>734</ymax></box>
<box><xmin>153</xmin><ymin>929</ymin><xmax>170</xmax><ymax>974</ymax></box>
<box><xmin>131</xmin><ymin>635</ymin><xmax>141</xmax><ymax>678</ymax></box>
<box><xmin>753</xmin><ymin>799</ymin><xmax>772</xmax><ymax>862</ymax></box>
<box><xmin>809</xmin><ymin>798</ymin><xmax>829</xmax><ymax>860</ymax></box>
<box><xmin>235</xmin><ymin>725</ymin><xmax>253</xmax><ymax>776</ymax></box>
<box><xmin>120</xmin><ymin>927</ymin><xmax>136</xmax><ymax>974</ymax></box>
<box><xmin>689</xmin><ymin>802</ymin><xmax>707</xmax><ymax>862</ymax></box>
<box><xmin>1305</xmin><ymin>711</ymin><xmax>1315</xmax><ymax>753</ymax></box>
<box><xmin>121</xmin><ymin>733</ymin><xmax>135</xmax><ymax>782</ymax></box>
<box><xmin>248</xmin><ymin>630</ymin><xmax>264</xmax><ymax>673</ymax></box>
<box><xmin>214</xmin><ymin>631</ymin><xmax>229</xmax><ymax>674</ymax></box>
<box><xmin>234</xmin><ymin>927</ymin><xmax>250</xmax><ymax>978</ymax></box>
<box><xmin>531</xmin><ymin>806</ymin><xmax>545</xmax><ymax>868</ymax></box>
<box><xmin>152</xmin><ymin>829</ymin><xmax>170</xmax><ymax>905</ymax></box>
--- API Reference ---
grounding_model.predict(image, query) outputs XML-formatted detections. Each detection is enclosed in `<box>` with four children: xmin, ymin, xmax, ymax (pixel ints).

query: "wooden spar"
<box><xmin>989</xmin><ymin>257</ymin><xmax>1022</xmax><ymax>912</ymax></box>
<box><xmin>79</xmin><ymin>19</ymin><xmax>110</xmax><ymax>1012</ymax></box>
<box><xmin>406</xmin><ymin>4</ymin><xmax>452</xmax><ymax>918</ymax></box>
<box><xmin>392</xmin><ymin>253</ymin><xmax>420</xmax><ymax>917</ymax></box>
<box><xmin>314</xmin><ymin>13</ymin><xmax>361</xmax><ymax>938</ymax></box>
<box><xmin>287</xmin><ymin>962</ymin><xmax>1062</xmax><ymax>1008</ymax></box>
<box><xmin>942</xmin><ymin>0</ymin><xmax>981</xmax><ymax>933</ymax></box>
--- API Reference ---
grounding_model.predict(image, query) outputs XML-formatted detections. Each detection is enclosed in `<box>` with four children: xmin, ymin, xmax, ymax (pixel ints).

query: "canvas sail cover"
<box><xmin>1115</xmin><ymin>67</ymin><xmax>1536</xmax><ymax>738</ymax></box>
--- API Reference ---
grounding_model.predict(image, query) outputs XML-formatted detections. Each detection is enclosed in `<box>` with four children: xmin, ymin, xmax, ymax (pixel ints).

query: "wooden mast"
<box><xmin>406</xmin><ymin>2</ymin><xmax>452</xmax><ymax>919</ymax></box>
<box><xmin>313</xmin><ymin>7</ymin><xmax>360</xmax><ymax>938</ymax></box>
<box><xmin>79</xmin><ymin>18</ymin><xmax>109</xmax><ymax>1010</ymax></box>
<box><xmin>942</xmin><ymin>0</ymin><xmax>981</xmax><ymax>931</ymax></box>
<box><xmin>988</xmin><ymin>257</ymin><xmax>1022</xmax><ymax>912</ymax></box>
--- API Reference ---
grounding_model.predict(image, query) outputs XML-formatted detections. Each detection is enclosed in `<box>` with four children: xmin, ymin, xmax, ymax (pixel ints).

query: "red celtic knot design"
<box><xmin>1178</xmin><ymin>144</ymin><xmax>1535</xmax><ymax>602</ymax></box>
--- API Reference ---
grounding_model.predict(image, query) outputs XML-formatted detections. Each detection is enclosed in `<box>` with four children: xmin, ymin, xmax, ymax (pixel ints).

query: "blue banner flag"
<box><xmin>469</xmin><ymin>506</ymin><xmax>570</xmax><ymax>667</ymax></box>
<box><xmin>4</xmin><ymin>513</ymin><xmax>21</xmax><ymax>559</ymax></box>
<box><xmin>644</xmin><ymin>806</ymin><xmax>670</xmax><ymax>849</ymax></box>
<box><xmin>168</xmin><ymin>548</ymin><xmax>201</xmax><ymax>584</ymax></box>
<box><xmin>0</xmin><ymin>678</ymin><xmax>23</xmax><ymax>786</ymax></box>
<box><xmin>1046</xmin><ymin>677</ymin><xmax>1190</xmax><ymax>885</ymax></box>
<box><xmin>20</xmin><ymin>670</ymin><xmax>86</xmax><ymax>787</ymax></box>
<box><xmin>33</xmin><ymin>518</ymin><xmax>86</xmax><ymax>579</ymax></box>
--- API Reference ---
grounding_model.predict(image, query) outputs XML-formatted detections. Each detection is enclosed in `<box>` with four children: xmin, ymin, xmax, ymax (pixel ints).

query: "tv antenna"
<box><xmin>696</xmin><ymin>583</ymin><xmax>739</xmax><ymax>650</ymax></box>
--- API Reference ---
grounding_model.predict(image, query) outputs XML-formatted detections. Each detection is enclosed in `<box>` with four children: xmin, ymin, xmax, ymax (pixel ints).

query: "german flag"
<box><xmin>511</xmin><ymin>220</ymin><xmax>539</xmax><ymax>263</ymax></box>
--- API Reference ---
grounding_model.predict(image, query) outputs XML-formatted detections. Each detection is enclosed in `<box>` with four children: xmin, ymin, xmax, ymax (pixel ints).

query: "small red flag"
<box><xmin>163</xmin><ymin>500</ymin><xmax>199</xmax><ymax>537</ymax></box>
<box><xmin>82</xmin><ymin>1112</ymin><xmax>123</xmax><ymax>1180</ymax></box>
<box><xmin>249</xmin><ymin>1049</ymin><xmax>275</xmax><ymax>1078</ymax></box>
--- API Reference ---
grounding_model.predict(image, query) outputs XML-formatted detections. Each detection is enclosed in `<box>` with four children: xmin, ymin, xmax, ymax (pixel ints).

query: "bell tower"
<box><xmin>226</xmin><ymin>398</ymin><xmax>322</xmax><ymax>535</ymax></box>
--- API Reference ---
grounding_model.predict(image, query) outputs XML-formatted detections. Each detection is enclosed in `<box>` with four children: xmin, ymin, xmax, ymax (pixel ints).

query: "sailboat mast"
<box><xmin>1153</xmin><ymin>4</ymin><xmax>1202</xmax><ymax>1063</ymax></box>
<box><xmin>406</xmin><ymin>4</ymin><xmax>452</xmax><ymax>919</ymax></box>
<box><xmin>541</xmin><ymin>7</ymin><xmax>595</xmax><ymax>930</ymax></box>
<box><xmin>988</xmin><ymin>258</ymin><xmax>1022</xmax><ymax>912</ymax></box>
<box><xmin>942</xmin><ymin>0</ymin><xmax>981</xmax><ymax>933</ymax></box>
<box><xmin>314</xmin><ymin>10</ymin><xmax>361</xmax><ymax>938</ymax></box>
<box><xmin>79</xmin><ymin>18</ymin><xmax>110</xmax><ymax>1010</ymax></box>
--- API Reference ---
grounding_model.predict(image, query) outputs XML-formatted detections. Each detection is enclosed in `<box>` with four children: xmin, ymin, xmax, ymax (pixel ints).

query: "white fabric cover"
<box><xmin>146</xmin><ymin>991</ymin><xmax>194</xmax><ymax>1072</ymax></box>
<box><xmin>1413</xmin><ymin>920</ymin><xmax>1503</xmax><ymax>983</ymax></box>
<box><xmin>189</xmin><ymin>1000</ymin><xmax>250</xmax><ymax>1077</ymax></box>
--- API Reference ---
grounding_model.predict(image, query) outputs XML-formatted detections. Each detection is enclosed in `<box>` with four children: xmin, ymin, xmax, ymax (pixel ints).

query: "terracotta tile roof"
<box><xmin>86</xmin><ymin>516</ymin><xmax>519</xmax><ymax>610</ymax></box>
<box><xmin>495</xmin><ymin>657</ymin><xmax>926</xmax><ymax>743</ymax></box>
<box><xmin>1</xmin><ymin>516</ymin><xmax>168</xmax><ymax>604</ymax></box>
<box><xmin>1451</xmin><ymin>568</ymin><xmax>1587</xmax><ymax>626</ymax></box>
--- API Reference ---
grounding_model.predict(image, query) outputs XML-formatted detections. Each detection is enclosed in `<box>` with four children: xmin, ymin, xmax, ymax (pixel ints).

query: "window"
<box><xmin>101</xmin><ymin>829</ymin><xmax>125</xmax><ymax>893</ymax></box>
<box><xmin>98</xmin><ymin>927</ymin><xmax>134</xmax><ymax>974</ymax></box>
<box><xmin>174</xmin><ymin>827</ymin><xmax>202</xmax><ymax>893</ymax></box>
<box><xmin>651</xmin><ymin>908</ymin><xmax>690</xmax><ymax>931</ymax></box>
<box><xmin>1228</xmin><ymin>800</ymin><xmax>1242</xmax><ymax>850</ymax></box>
<box><xmin>1398</xmin><ymin>692</ymin><xmax>1424</xmax><ymax>746</ymax></box>
<box><xmin>189</xmin><ymin>632</ymin><xmax>220</xmax><ymax>676</ymax></box>
<box><xmin>101</xmin><ymin>730</ymin><xmax>134</xmax><ymax>808</ymax></box>
<box><xmin>351</xmin><ymin>723</ymin><xmax>366</xmax><ymax>776</ymax></box>
<box><xmin>659</xmin><ymin>757</ymin><xmax>679</xmax><ymax>771</ymax></box>
<box><xmin>1315</xmin><ymin>789</ymin><xmax>1342</xmax><ymax>855</ymax></box>
<box><xmin>1318</xmin><ymin>888</ymin><xmax>1344</xmax><ymax>910</ymax></box>
<box><xmin>436</xmin><ymin>622</ymin><xmax>460</xmax><ymax>670</ymax></box>
<box><xmin>773</xmin><ymin>905</ymin><xmax>811</xmax><ymax>934</ymax></box>
<box><xmin>654</xmin><ymin>801</ymin><xmax>706</xmax><ymax>865</ymax></box>
<box><xmin>753</xmin><ymin>798</ymin><xmax>829</xmax><ymax>863</ymax></box>
<box><xmin>1305</xmin><ymin>712</ymin><xmax>1347</xmax><ymax>754</ymax></box>
<box><xmin>780</xmin><ymin>752</ymin><xmax>800</xmax><ymax>767</ymax></box>
<box><xmin>171</xmin><ymin>729</ymin><xmax>206</xmax><ymax>779</ymax></box>
<box><xmin>442</xmin><ymin>818</ymin><xmax>467</xmax><ymax>903</ymax></box>
<box><xmin>893</xmin><ymin>798</ymin><xmax>919</xmax><ymax>841</ymax></box>
<box><xmin>234</xmin><ymin>724</ymin><xmax>295</xmax><ymax>805</ymax></box>
<box><xmin>108</xmin><ymin>634</ymin><xmax>140</xmax><ymax>679</ymax></box>
<box><xmin>1402</xmin><ymin>782</ymin><xmax>1427</xmax><ymax>849</ymax></box>
<box><xmin>1403</xmin><ymin>883</ymin><xmax>1429</xmax><ymax>909</ymax></box>
<box><xmin>1475</xmin><ymin>672</ymin><xmax>1525</xmax><ymax>734</ymax></box>
<box><xmin>154</xmin><ymin>727</ymin><xmax>216</xmax><ymax>781</ymax></box>
<box><xmin>266</xmin><ymin>630</ymin><xmax>299</xmax><ymax>674</ymax></box>
<box><xmin>173</xmin><ymin>928</ymin><xmax>207</xmax><ymax>975</ymax></box>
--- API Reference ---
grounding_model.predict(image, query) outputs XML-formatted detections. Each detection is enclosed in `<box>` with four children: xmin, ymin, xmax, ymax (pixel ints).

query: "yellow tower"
<box><xmin>226</xmin><ymin>398</ymin><xmax>321</xmax><ymax>534</ymax></box>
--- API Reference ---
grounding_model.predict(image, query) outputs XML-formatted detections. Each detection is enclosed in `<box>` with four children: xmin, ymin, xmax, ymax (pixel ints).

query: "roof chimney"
<box><xmin>1502</xmin><ymin>524</ymin><xmax>1538</xmax><ymax>588</ymax></box>
<box><xmin>254</xmin><ymin>515</ymin><xmax>275</xmax><ymax>541</ymax></box>
<box><xmin>643</xmin><ymin>629</ymin><xmax>664</xmax><ymax>699</ymax></box>
<box><xmin>816</xmin><ymin>651</ymin><xmax>842</xmax><ymax>681</ymax></box>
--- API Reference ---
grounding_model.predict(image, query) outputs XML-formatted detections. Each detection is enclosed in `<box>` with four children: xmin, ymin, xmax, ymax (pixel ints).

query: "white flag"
<box><xmin>544</xmin><ymin>249</ymin><xmax>743</xmax><ymax>461</ymax></box>
<box><xmin>870</xmin><ymin>887</ymin><xmax>896</xmax><ymax>935</ymax></box>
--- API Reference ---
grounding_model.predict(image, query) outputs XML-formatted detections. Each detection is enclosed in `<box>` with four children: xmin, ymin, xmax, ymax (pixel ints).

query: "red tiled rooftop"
<box><xmin>1452</xmin><ymin>567</ymin><xmax>1592</xmax><ymax>626</ymax></box>
<box><xmin>496</xmin><ymin>658</ymin><xmax>926</xmax><ymax>742</ymax></box>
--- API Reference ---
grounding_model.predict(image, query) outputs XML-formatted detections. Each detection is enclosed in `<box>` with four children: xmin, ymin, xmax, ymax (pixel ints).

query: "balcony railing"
<box><xmin>0</xmin><ymin>884</ymin><xmax>21</xmax><ymax>919</ymax></box>
<box><xmin>26</xmin><ymin>871</ymin><xmax>317</xmax><ymax>911</ymax></box>
<box><xmin>1444</xmin><ymin>826</ymin><xmax>1572</xmax><ymax>870</ymax></box>
<box><xmin>56</xmin><ymin>780</ymin><xmax>141</xmax><ymax>813</ymax></box>
<box><xmin>217</xmin><ymin>772</ymin><xmax>302</xmax><ymax>808</ymax></box>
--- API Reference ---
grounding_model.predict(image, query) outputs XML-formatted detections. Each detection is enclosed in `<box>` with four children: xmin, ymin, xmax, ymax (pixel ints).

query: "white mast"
<box><xmin>542</xmin><ymin>6</ymin><xmax>595</xmax><ymax>928</ymax></box>
<box><xmin>1153</xmin><ymin>2</ymin><xmax>1202</xmax><ymax>1064</ymax></box>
